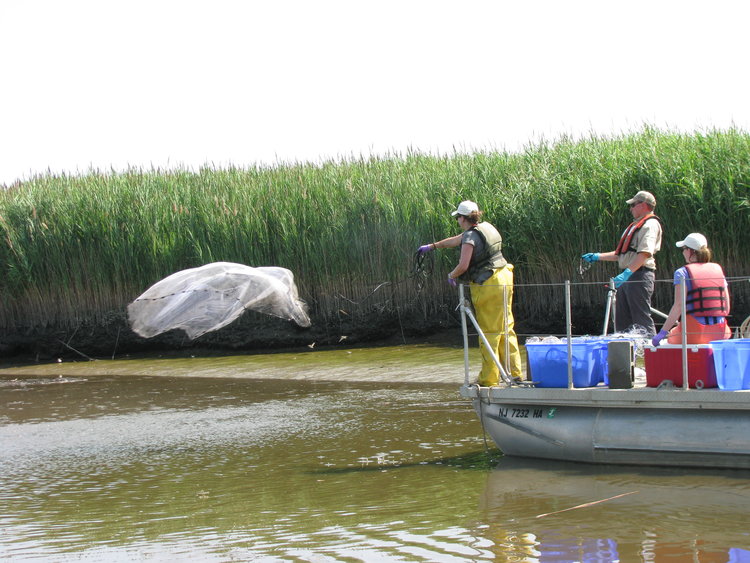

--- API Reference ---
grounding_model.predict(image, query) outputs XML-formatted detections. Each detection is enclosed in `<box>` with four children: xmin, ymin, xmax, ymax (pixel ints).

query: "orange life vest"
<box><xmin>614</xmin><ymin>213</ymin><xmax>661</xmax><ymax>255</ymax></box>
<box><xmin>684</xmin><ymin>262</ymin><xmax>730</xmax><ymax>317</ymax></box>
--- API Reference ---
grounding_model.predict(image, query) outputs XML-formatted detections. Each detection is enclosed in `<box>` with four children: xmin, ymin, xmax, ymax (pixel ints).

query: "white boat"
<box><xmin>458</xmin><ymin>281</ymin><xmax>750</xmax><ymax>469</ymax></box>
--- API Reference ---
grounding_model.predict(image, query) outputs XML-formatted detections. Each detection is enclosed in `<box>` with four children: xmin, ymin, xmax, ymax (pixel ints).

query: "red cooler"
<box><xmin>645</xmin><ymin>344</ymin><xmax>717</xmax><ymax>389</ymax></box>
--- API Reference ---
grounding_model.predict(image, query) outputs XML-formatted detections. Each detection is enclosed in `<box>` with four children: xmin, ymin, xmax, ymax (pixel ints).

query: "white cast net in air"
<box><xmin>127</xmin><ymin>262</ymin><xmax>311</xmax><ymax>339</ymax></box>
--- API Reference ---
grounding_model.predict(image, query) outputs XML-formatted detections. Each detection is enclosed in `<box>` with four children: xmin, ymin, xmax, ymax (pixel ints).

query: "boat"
<box><xmin>458</xmin><ymin>281</ymin><xmax>750</xmax><ymax>469</ymax></box>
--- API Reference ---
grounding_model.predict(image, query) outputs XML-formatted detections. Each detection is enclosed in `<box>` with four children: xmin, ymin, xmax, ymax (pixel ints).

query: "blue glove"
<box><xmin>652</xmin><ymin>329</ymin><xmax>669</xmax><ymax>347</ymax></box>
<box><xmin>613</xmin><ymin>268</ymin><xmax>633</xmax><ymax>288</ymax></box>
<box><xmin>581</xmin><ymin>252</ymin><xmax>599</xmax><ymax>263</ymax></box>
<box><xmin>447</xmin><ymin>276</ymin><xmax>457</xmax><ymax>287</ymax></box>
<box><xmin>417</xmin><ymin>244</ymin><xmax>433</xmax><ymax>254</ymax></box>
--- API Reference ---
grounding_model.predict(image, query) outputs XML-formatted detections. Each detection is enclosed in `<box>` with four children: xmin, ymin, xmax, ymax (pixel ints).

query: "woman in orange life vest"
<box><xmin>417</xmin><ymin>200</ymin><xmax>523</xmax><ymax>386</ymax></box>
<box><xmin>651</xmin><ymin>232</ymin><xmax>731</xmax><ymax>346</ymax></box>
<box><xmin>582</xmin><ymin>190</ymin><xmax>662</xmax><ymax>335</ymax></box>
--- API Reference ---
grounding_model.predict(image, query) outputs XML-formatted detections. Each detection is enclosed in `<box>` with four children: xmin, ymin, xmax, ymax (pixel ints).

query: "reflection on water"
<box><xmin>2</xmin><ymin>346</ymin><xmax>750</xmax><ymax>561</ymax></box>
<box><xmin>482</xmin><ymin>457</ymin><xmax>750</xmax><ymax>561</ymax></box>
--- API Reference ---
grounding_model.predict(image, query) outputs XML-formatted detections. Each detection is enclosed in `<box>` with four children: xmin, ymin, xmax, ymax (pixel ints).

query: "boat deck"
<box><xmin>460</xmin><ymin>382</ymin><xmax>750</xmax><ymax>409</ymax></box>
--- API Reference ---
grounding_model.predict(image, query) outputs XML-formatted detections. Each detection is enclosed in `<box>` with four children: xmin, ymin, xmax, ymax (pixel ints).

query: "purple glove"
<box><xmin>447</xmin><ymin>276</ymin><xmax>457</xmax><ymax>287</ymax></box>
<box><xmin>652</xmin><ymin>329</ymin><xmax>668</xmax><ymax>347</ymax></box>
<box><xmin>417</xmin><ymin>244</ymin><xmax>433</xmax><ymax>254</ymax></box>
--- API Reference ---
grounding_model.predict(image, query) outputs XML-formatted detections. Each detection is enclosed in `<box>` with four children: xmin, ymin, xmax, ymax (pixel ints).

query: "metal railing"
<box><xmin>458</xmin><ymin>275</ymin><xmax>724</xmax><ymax>391</ymax></box>
<box><xmin>458</xmin><ymin>283</ymin><xmax>514</xmax><ymax>387</ymax></box>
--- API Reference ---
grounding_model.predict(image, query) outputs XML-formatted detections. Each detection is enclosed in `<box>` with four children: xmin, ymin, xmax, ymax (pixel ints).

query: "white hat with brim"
<box><xmin>676</xmin><ymin>232</ymin><xmax>708</xmax><ymax>250</ymax></box>
<box><xmin>451</xmin><ymin>200</ymin><xmax>479</xmax><ymax>217</ymax></box>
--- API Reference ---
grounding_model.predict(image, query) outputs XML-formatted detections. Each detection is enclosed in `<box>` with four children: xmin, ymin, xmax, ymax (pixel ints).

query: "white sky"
<box><xmin>2</xmin><ymin>0</ymin><xmax>749</xmax><ymax>186</ymax></box>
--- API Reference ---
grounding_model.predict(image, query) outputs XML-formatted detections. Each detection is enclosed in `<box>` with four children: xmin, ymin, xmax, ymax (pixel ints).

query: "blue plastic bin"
<box><xmin>566</xmin><ymin>336</ymin><xmax>635</xmax><ymax>386</ymax></box>
<box><xmin>526</xmin><ymin>340</ymin><xmax>600</xmax><ymax>388</ymax></box>
<box><xmin>711</xmin><ymin>338</ymin><xmax>750</xmax><ymax>390</ymax></box>
<box><xmin>589</xmin><ymin>337</ymin><xmax>633</xmax><ymax>385</ymax></box>
<box><xmin>592</xmin><ymin>340</ymin><xmax>609</xmax><ymax>384</ymax></box>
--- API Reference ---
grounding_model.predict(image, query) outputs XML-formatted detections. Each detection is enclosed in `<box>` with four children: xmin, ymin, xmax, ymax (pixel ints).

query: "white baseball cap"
<box><xmin>676</xmin><ymin>232</ymin><xmax>708</xmax><ymax>250</ymax></box>
<box><xmin>451</xmin><ymin>200</ymin><xmax>479</xmax><ymax>217</ymax></box>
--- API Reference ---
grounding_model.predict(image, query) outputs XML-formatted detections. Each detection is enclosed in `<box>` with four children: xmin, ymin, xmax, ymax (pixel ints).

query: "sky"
<box><xmin>2</xmin><ymin>0</ymin><xmax>749</xmax><ymax>186</ymax></box>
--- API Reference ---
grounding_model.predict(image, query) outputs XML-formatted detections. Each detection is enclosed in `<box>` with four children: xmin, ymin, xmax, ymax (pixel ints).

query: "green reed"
<box><xmin>0</xmin><ymin>127</ymin><xmax>748</xmax><ymax>336</ymax></box>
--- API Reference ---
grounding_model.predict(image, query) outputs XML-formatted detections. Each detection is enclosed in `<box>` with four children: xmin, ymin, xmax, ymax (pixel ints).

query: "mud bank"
<box><xmin>0</xmin><ymin>303</ymin><xmax>608</xmax><ymax>365</ymax></box>
<box><xmin>0</xmin><ymin>307</ymin><xmax>447</xmax><ymax>363</ymax></box>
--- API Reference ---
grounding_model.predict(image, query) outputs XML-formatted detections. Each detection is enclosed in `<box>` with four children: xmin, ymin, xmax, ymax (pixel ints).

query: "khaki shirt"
<box><xmin>617</xmin><ymin>216</ymin><xmax>662</xmax><ymax>271</ymax></box>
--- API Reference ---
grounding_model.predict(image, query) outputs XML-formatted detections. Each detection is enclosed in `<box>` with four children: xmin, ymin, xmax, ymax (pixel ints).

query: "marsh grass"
<box><xmin>1</xmin><ymin>127</ymin><xmax>748</xmax><ymax>338</ymax></box>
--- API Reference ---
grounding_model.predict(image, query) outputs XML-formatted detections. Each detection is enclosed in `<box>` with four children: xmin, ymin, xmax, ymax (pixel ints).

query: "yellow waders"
<box><xmin>470</xmin><ymin>265</ymin><xmax>523</xmax><ymax>386</ymax></box>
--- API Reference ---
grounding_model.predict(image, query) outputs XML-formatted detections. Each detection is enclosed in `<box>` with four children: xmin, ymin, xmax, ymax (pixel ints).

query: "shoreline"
<box><xmin>0</xmin><ymin>325</ymin><xmax>468</xmax><ymax>369</ymax></box>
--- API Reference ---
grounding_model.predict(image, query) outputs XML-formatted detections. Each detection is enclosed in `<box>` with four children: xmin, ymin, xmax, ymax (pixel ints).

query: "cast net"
<box><xmin>127</xmin><ymin>262</ymin><xmax>311</xmax><ymax>339</ymax></box>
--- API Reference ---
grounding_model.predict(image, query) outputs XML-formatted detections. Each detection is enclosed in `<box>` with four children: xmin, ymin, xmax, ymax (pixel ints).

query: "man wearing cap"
<box><xmin>582</xmin><ymin>190</ymin><xmax>662</xmax><ymax>334</ymax></box>
<box><xmin>417</xmin><ymin>200</ymin><xmax>523</xmax><ymax>386</ymax></box>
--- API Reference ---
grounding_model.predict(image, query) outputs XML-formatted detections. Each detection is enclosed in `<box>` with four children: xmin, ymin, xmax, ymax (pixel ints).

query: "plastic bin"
<box><xmin>590</xmin><ymin>337</ymin><xmax>634</xmax><ymax>384</ymax></box>
<box><xmin>526</xmin><ymin>340</ymin><xmax>600</xmax><ymax>388</ymax></box>
<box><xmin>644</xmin><ymin>344</ymin><xmax>717</xmax><ymax>389</ymax></box>
<box><xmin>592</xmin><ymin>340</ymin><xmax>610</xmax><ymax>384</ymax></box>
<box><xmin>710</xmin><ymin>338</ymin><xmax>750</xmax><ymax>390</ymax></box>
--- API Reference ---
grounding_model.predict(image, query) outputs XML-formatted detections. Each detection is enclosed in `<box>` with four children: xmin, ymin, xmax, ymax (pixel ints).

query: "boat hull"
<box><xmin>463</xmin><ymin>386</ymin><xmax>750</xmax><ymax>469</ymax></box>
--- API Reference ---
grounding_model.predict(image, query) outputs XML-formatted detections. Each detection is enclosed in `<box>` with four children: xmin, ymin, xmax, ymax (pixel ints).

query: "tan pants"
<box><xmin>470</xmin><ymin>265</ymin><xmax>523</xmax><ymax>386</ymax></box>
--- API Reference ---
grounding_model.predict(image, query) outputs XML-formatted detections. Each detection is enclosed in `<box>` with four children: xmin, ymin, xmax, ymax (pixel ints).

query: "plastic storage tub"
<box><xmin>710</xmin><ymin>338</ymin><xmax>750</xmax><ymax>390</ymax></box>
<box><xmin>644</xmin><ymin>344</ymin><xmax>717</xmax><ymax>389</ymax></box>
<box><xmin>590</xmin><ymin>337</ymin><xmax>634</xmax><ymax>385</ymax></box>
<box><xmin>526</xmin><ymin>340</ymin><xmax>600</xmax><ymax>388</ymax></box>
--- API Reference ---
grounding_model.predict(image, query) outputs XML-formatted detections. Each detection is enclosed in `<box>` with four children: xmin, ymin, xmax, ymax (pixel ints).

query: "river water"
<box><xmin>2</xmin><ymin>344</ymin><xmax>750</xmax><ymax>562</ymax></box>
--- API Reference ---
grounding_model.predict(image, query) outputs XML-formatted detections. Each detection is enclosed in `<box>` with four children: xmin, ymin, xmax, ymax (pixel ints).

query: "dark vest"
<box><xmin>462</xmin><ymin>222</ymin><xmax>507</xmax><ymax>284</ymax></box>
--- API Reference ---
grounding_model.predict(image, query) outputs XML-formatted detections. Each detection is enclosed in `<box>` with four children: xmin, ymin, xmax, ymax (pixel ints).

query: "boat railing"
<box><xmin>459</xmin><ymin>274</ymin><xmax>750</xmax><ymax>391</ymax></box>
<box><xmin>458</xmin><ymin>279</ymin><xmax>593</xmax><ymax>390</ymax></box>
<box><xmin>458</xmin><ymin>283</ymin><xmax>515</xmax><ymax>386</ymax></box>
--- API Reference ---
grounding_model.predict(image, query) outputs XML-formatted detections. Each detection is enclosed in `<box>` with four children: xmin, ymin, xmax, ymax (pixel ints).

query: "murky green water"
<box><xmin>2</xmin><ymin>345</ymin><xmax>750</xmax><ymax>561</ymax></box>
